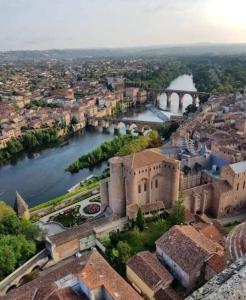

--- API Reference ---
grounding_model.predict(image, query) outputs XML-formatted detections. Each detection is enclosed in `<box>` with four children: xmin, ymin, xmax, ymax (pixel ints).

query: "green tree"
<box><xmin>0</xmin><ymin>244</ymin><xmax>17</xmax><ymax>279</ymax></box>
<box><xmin>109</xmin><ymin>231</ymin><xmax>120</xmax><ymax>247</ymax></box>
<box><xmin>0</xmin><ymin>201</ymin><xmax>15</xmax><ymax>222</ymax></box>
<box><xmin>136</xmin><ymin>208</ymin><xmax>145</xmax><ymax>232</ymax></box>
<box><xmin>116</xmin><ymin>241</ymin><xmax>131</xmax><ymax>276</ymax></box>
<box><xmin>170</xmin><ymin>192</ymin><xmax>185</xmax><ymax>225</ymax></box>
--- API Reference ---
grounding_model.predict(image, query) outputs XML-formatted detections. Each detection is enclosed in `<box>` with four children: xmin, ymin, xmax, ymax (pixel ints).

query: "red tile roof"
<box><xmin>127</xmin><ymin>251</ymin><xmax>173</xmax><ymax>291</ymax></box>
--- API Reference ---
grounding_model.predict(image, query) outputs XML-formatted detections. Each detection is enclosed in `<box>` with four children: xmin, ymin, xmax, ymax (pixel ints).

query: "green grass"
<box><xmin>115</xmin><ymin>218</ymin><xmax>170</xmax><ymax>254</ymax></box>
<box><xmin>30</xmin><ymin>180</ymin><xmax>100</xmax><ymax>212</ymax></box>
<box><xmin>224</xmin><ymin>221</ymin><xmax>241</xmax><ymax>233</ymax></box>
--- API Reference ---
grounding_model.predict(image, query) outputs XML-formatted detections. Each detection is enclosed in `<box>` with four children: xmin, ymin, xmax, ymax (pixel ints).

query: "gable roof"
<box><xmin>155</xmin><ymin>225</ymin><xmax>220</xmax><ymax>274</ymax></box>
<box><xmin>2</xmin><ymin>249</ymin><xmax>142</xmax><ymax>300</ymax></box>
<box><xmin>127</xmin><ymin>251</ymin><xmax>173</xmax><ymax>291</ymax></box>
<box><xmin>123</xmin><ymin>148</ymin><xmax>179</xmax><ymax>170</ymax></box>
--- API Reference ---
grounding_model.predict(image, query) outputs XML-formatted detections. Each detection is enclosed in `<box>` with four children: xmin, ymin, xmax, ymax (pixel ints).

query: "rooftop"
<box><xmin>127</xmin><ymin>251</ymin><xmax>173</xmax><ymax>291</ymax></box>
<box><xmin>2</xmin><ymin>249</ymin><xmax>142</xmax><ymax>300</ymax></box>
<box><xmin>229</xmin><ymin>161</ymin><xmax>246</xmax><ymax>174</ymax></box>
<box><xmin>155</xmin><ymin>225</ymin><xmax>221</xmax><ymax>274</ymax></box>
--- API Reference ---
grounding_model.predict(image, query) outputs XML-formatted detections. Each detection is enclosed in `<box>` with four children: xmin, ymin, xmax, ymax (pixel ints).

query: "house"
<box><xmin>127</xmin><ymin>251</ymin><xmax>173</xmax><ymax>300</ymax></box>
<box><xmin>155</xmin><ymin>225</ymin><xmax>225</xmax><ymax>291</ymax></box>
<box><xmin>2</xmin><ymin>249</ymin><xmax>142</xmax><ymax>300</ymax></box>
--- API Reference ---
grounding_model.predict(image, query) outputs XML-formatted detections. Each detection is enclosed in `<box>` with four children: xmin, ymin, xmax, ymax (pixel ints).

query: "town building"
<box><xmin>155</xmin><ymin>225</ymin><xmax>225</xmax><ymax>291</ymax></box>
<box><xmin>127</xmin><ymin>251</ymin><xmax>175</xmax><ymax>300</ymax></box>
<box><xmin>1</xmin><ymin>249</ymin><xmax>142</xmax><ymax>300</ymax></box>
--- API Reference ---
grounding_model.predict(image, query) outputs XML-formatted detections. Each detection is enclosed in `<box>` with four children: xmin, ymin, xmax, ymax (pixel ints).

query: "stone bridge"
<box><xmin>87</xmin><ymin>117</ymin><xmax>167</xmax><ymax>133</ymax></box>
<box><xmin>125</xmin><ymin>82</ymin><xmax>209</xmax><ymax>107</ymax></box>
<box><xmin>0</xmin><ymin>249</ymin><xmax>49</xmax><ymax>295</ymax></box>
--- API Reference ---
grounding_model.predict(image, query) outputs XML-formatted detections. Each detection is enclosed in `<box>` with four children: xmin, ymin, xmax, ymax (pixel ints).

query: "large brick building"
<box><xmin>100</xmin><ymin>147</ymin><xmax>246</xmax><ymax>219</ymax></box>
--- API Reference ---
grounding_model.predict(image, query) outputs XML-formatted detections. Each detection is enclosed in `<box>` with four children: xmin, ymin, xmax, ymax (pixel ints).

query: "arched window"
<box><xmin>155</xmin><ymin>179</ymin><xmax>158</xmax><ymax>188</ymax></box>
<box><xmin>138</xmin><ymin>184</ymin><xmax>141</xmax><ymax>194</ymax></box>
<box><xmin>144</xmin><ymin>182</ymin><xmax>147</xmax><ymax>192</ymax></box>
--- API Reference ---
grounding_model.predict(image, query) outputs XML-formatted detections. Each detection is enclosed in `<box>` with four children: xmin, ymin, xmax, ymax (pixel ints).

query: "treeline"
<box><xmin>67</xmin><ymin>131</ymin><xmax>161</xmax><ymax>173</ymax></box>
<box><xmin>0</xmin><ymin>201</ymin><xmax>44</xmax><ymax>280</ymax></box>
<box><xmin>0</xmin><ymin>128</ymin><xmax>60</xmax><ymax>162</ymax></box>
<box><xmin>125</xmin><ymin>56</ymin><xmax>246</xmax><ymax>94</ymax></box>
<box><xmin>125</xmin><ymin>60</ymin><xmax>188</xmax><ymax>88</ymax></box>
<box><xmin>186</xmin><ymin>56</ymin><xmax>246</xmax><ymax>93</ymax></box>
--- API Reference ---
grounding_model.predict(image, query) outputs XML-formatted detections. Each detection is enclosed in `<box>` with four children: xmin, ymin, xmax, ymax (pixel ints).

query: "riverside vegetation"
<box><xmin>0</xmin><ymin>128</ymin><xmax>60</xmax><ymax>162</ymax></box>
<box><xmin>67</xmin><ymin>131</ymin><xmax>161</xmax><ymax>173</ymax></box>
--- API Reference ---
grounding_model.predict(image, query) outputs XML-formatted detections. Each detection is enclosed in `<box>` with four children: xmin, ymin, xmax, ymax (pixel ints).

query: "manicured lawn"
<box><xmin>113</xmin><ymin>218</ymin><xmax>170</xmax><ymax>254</ymax></box>
<box><xmin>49</xmin><ymin>205</ymin><xmax>86</xmax><ymax>228</ymax></box>
<box><xmin>30</xmin><ymin>180</ymin><xmax>100</xmax><ymax>212</ymax></box>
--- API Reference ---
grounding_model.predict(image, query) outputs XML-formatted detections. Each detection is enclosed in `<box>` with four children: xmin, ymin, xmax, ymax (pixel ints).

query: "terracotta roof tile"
<box><xmin>154</xmin><ymin>287</ymin><xmax>183</xmax><ymax>300</ymax></box>
<box><xmin>128</xmin><ymin>251</ymin><xmax>173</xmax><ymax>291</ymax></box>
<box><xmin>155</xmin><ymin>225</ymin><xmax>221</xmax><ymax>274</ymax></box>
<box><xmin>2</xmin><ymin>250</ymin><xmax>142</xmax><ymax>300</ymax></box>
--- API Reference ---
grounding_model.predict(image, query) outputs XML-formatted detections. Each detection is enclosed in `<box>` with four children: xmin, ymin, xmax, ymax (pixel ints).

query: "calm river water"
<box><xmin>0</xmin><ymin>75</ymin><xmax>197</xmax><ymax>207</ymax></box>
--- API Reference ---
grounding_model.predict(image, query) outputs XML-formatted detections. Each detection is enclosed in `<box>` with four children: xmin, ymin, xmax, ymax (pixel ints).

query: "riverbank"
<box><xmin>0</xmin><ymin>127</ymin><xmax>68</xmax><ymax>165</ymax></box>
<box><xmin>67</xmin><ymin>130</ymin><xmax>161</xmax><ymax>173</ymax></box>
<box><xmin>30</xmin><ymin>176</ymin><xmax>102</xmax><ymax>219</ymax></box>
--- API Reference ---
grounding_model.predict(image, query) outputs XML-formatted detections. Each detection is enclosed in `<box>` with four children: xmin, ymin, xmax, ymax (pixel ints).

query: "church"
<box><xmin>100</xmin><ymin>146</ymin><xmax>246</xmax><ymax>220</ymax></box>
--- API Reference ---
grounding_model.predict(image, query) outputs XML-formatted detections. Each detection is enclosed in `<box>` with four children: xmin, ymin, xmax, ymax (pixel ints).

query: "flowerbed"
<box><xmin>83</xmin><ymin>203</ymin><xmax>100</xmax><ymax>215</ymax></box>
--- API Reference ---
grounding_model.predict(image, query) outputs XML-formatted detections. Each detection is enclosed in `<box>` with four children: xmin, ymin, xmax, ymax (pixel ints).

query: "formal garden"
<box><xmin>49</xmin><ymin>205</ymin><xmax>87</xmax><ymax>228</ymax></box>
<box><xmin>48</xmin><ymin>200</ymin><xmax>102</xmax><ymax>228</ymax></box>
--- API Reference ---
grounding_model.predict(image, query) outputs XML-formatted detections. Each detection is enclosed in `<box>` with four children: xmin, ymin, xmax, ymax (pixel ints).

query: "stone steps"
<box><xmin>226</xmin><ymin>222</ymin><xmax>246</xmax><ymax>262</ymax></box>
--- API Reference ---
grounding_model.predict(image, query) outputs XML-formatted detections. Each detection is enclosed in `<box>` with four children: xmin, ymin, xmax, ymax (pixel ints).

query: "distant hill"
<box><xmin>1</xmin><ymin>43</ymin><xmax>246</xmax><ymax>61</ymax></box>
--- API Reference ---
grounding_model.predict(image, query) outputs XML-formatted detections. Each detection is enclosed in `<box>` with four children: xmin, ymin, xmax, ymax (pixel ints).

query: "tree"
<box><xmin>170</xmin><ymin>192</ymin><xmax>185</xmax><ymax>225</ymax></box>
<box><xmin>0</xmin><ymin>234</ymin><xmax>36</xmax><ymax>280</ymax></box>
<box><xmin>0</xmin><ymin>244</ymin><xmax>17</xmax><ymax>279</ymax></box>
<box><xmin>136</xmin><ymin>208</ymin><xmax>145</xmax><ymax>232</ymax></box>
<box><xmin>0</xmin><ymin>201</ymin><xmax>15</xmax><ymax>222</ymax></box>
<box><xmin>109</xmin><ymin>231</ymin><xmax>120</xmax><ymax>248</ymax></box>
<box><xmin>116</xmin><ymin>241</ymin><xmax>131</xmax><ymax>276</ymax></box>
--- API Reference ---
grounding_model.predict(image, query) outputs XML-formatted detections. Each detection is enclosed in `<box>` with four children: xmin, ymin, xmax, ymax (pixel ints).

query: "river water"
<box><xmin>0</xmin><ymin>74</ymin><xmax>197</xmax><ymax>207</ymax></box>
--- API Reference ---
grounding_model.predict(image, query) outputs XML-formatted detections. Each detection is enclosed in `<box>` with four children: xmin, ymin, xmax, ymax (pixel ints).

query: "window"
<box><xmin>138</xmin><ymin>185</ymin><xmax>141</xmax><ymax>194</ymax></box>
<box><xmin>237</xmin><ymin>183</ymin><xmax>239</xmax><ymax>191</ymax></box>
<box><xmin>155</xmin><ymin>179</ymin><xmax>158</xmax><ymax>188</ymax></box>
<box><xmin>144</xmin><ymin>182</ymin><xmax>147</xmax><ymax>192</ymax></box>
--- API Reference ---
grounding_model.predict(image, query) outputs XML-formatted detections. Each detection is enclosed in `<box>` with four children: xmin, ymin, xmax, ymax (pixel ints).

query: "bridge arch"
<box><xmin>5</xmin><ymin>285</ymin><xmax>17</xmax><ymax>294</ymax></box>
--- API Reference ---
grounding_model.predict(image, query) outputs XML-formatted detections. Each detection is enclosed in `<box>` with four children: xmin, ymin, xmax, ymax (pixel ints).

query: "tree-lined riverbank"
<box><xmin>0</xmin><ymin>128</ymin><xmax>61</xmax><ymax>163</ymax></box>
<box><xmin>67</xmin><ymin>131</ymin><xmax>161</xmax><ymax>173</ymax></box>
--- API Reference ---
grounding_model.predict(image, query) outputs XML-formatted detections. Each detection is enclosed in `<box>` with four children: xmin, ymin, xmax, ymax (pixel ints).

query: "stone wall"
<box><xmin>186</xmin><ymin>256</ymin><xmax>246</xmax><ymax>300</ymax></box>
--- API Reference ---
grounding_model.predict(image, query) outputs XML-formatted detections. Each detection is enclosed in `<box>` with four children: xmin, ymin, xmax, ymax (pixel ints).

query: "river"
<box><xmin>0</xmin><ymin>74</ymin><xmax>197</xmax><ymax>207</ymax></box>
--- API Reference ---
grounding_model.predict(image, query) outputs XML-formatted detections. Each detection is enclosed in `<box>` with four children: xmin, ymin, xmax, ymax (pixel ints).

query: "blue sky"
<box><xmin>0</xmin><ymin>0</ymin><xmax>246</xmax><ymax>51</ymax></box>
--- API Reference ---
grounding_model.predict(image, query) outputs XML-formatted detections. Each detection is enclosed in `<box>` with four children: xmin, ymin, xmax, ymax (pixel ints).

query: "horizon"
<box><xmin>0</xmin><ymin>0</ymin><xmax>246</xmax><ymax>51</ymax></box>
<box><xmin>1</xmin><ymin>42</ymin><xmax>246</xmax><ymax>53</ymax></box>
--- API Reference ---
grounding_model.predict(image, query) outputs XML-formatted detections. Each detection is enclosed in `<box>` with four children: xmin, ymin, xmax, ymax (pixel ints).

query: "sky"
<box><xmin>0</xmin><ymin>0</ymin><xmax>246</xmax><ymax>51</ymax></box>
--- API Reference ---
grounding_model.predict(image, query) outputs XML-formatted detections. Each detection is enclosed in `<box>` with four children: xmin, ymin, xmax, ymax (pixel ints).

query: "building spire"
<box><xmin>14</xmin><ymin>191</ymin><xmax>29</xmax><ymax>219</ymax></box>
